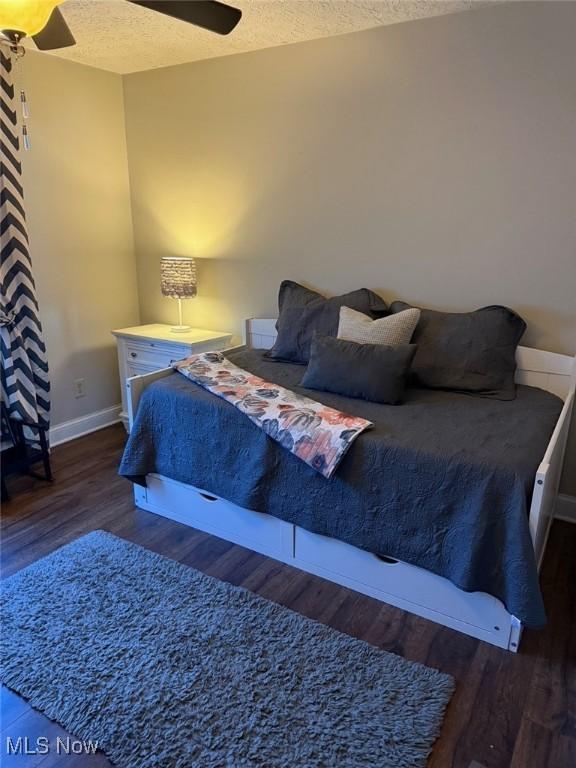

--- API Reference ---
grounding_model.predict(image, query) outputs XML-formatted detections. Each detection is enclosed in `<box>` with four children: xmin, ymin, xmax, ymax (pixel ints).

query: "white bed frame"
<box><xmin>126</xmin><ymin>319</ymin><xmax>575</xmax><ymax>652</ymax></box>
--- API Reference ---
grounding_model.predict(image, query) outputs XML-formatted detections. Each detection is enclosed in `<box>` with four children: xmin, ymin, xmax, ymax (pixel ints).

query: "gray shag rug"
<box><xmin>1</xmin><ymin>531</ymin><xmax>454</xmax><ymax>768</ymax></box>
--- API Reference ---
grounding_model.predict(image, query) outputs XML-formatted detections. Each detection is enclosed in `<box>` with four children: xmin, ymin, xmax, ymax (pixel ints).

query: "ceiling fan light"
<box><xmin>0</xmin><ymin>0</ymin><xmax>62</xmax><ymax>39</ymax></box>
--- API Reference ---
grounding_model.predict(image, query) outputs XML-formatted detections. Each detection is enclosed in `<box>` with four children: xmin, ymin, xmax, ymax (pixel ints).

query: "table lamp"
<box><xmin>160</xmin><ymin>256</ymin><xmax>197</xmax><ymax>333</ymax></box>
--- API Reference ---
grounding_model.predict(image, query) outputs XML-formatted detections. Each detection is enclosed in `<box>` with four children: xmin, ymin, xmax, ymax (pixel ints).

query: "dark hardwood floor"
<box><xmin>1</xmin><ymin>424</ymin><xmax>575</xmax><ymax>768</ymax></box>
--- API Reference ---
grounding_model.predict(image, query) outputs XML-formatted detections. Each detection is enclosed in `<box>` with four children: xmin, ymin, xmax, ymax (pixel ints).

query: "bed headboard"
<box><xmin>245</xmin><ymin>318</ymin><xmax>576</xmax><ymax>401</ymax></box>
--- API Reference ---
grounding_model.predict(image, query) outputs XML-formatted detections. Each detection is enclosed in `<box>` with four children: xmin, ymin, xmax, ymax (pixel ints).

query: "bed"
<box><xmin>119</xmin><ymin>318</ymin><xmax>575</xmax><ymax>652</ymax></box>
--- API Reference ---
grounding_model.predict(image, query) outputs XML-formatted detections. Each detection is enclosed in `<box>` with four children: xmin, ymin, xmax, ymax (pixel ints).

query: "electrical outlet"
<box><xmin>73</xmin><ymin>378</ymin><xmax>86</xmax><ymax>398</ymax></box>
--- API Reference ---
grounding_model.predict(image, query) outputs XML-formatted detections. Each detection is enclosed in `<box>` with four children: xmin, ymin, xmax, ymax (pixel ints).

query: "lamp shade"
<box><xmin>161</xmin><ymin>257</ymin><xmax>197</xmax><ymax>299</ymax></box>
<box><xmin>0</xmin><ymin>1</ymin><xmax>62</xmax><ymax>37</ymax></box>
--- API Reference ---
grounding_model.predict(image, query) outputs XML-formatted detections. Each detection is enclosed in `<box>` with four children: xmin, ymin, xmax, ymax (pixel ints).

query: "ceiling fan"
<box><xmin>0</xmin><ymin>0</ymin><xmax>243</xmax><ymax>52</ymax></box>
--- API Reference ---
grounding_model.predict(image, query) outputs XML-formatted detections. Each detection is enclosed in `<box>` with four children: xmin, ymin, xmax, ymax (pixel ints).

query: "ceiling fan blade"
<box><xmin>32</xmin><ymin>7</ymin><xmax>75</xmax><ymax>50</ymax></box>
<box><xmin>129</xmin><ymin>1</ymin><xmax>242</xmax><ymax>35</ymax></box>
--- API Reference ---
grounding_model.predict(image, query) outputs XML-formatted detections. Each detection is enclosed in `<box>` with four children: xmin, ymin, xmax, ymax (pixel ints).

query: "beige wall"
<box><xmin>123</xmin><ymin>1</ymin><xmax>576</xmax><ymax>493</ymax></box>
<box><xmin>20</xmin><ymin>52</ymin><xmax>139</xmax><ymax>428</ymax></box>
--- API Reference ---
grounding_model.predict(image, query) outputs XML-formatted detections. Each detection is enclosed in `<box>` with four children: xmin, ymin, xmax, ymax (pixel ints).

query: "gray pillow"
<box><xmin>390</xmin><ymin>301</ymin><xmax>526</xmax><ymax>400</ymax></box>
<box><xmin>266</xmin><ymin>281</ymin><xmax>388</xmax><ymax>364</ymax></box>
<box><xmin>301</xmin><ymin>335</ymin><xmax>417</xmax><ymax>405</ymax></box>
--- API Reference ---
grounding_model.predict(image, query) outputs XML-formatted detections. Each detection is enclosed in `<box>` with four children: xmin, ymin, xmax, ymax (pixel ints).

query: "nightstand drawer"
<box><xmin>127</xmin><ymin>361</ymin><xmax>165</xmax><ymax>378</ymax></box>
<box><xmin>125</xmin><ymin>341</ymin><xmax>188</xmax><ymax>368</ymax></box>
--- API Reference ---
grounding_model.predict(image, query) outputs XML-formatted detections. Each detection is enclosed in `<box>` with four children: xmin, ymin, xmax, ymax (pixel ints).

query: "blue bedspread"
<box><xmin>119</xmin><ymin>349</ymin><xmax>564</xmax><ymax>628</ymax></box>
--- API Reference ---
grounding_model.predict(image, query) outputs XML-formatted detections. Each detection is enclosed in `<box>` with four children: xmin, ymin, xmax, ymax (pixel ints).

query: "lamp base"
<box><xmin>170</xmin><ymin>325</ymin><xmax>192</xmax><ymax>333</ymax></box>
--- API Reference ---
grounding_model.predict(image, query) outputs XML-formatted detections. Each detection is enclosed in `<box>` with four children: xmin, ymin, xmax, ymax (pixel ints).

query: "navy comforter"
<box><xmin>119</xmin><ymin>348</ymin><xmax>564</xmax><ymax>628</ymax></box>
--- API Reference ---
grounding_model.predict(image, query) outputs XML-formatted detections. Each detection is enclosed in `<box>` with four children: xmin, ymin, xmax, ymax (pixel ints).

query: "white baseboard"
<box><xmin>555</xmin><ymin>494</ymin><xmax>576</xmax><ymax>524</ymax></box>
<box><xmin>49</xmin><ymin>404</ymin><xmax>122</xmax><ymax>447</ymax></box>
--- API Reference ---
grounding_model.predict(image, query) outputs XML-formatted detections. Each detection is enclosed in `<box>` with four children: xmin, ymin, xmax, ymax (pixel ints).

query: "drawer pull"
<box><xmin>130</xmin><ymin>352</ymin><xmax>137</xmax><ymax>358</ymax></box>
<box><xmin>199</xmin><ymin>492</ymin><xmax>218</xmax><ymax>502</ymax></box>
<box><xmin>375</xmin><ymin>554</ymin><xmax>399</xmax><ymax>565</ymax></box>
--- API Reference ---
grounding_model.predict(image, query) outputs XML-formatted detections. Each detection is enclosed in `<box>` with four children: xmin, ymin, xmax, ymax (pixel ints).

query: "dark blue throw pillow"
<box><xmin>390</xmin><ymin>302</ymin><xmax>526</xmax><ymax>400</ymax></box>
<box><xmin>266</xmin><ymin>281</ymin><xmax>388</xmax><ymax>364</ymax></box>
<box><xmin>301</xmin><ymin>335</ymin><xmax>417</xmax><ymax>405</ymax></box>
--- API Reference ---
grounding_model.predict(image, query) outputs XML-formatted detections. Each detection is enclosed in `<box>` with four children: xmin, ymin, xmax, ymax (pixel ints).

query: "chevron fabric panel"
<box><xmin>1</xmin><ymin>50</ymin><xmax>50</xmax><ymax>431</ymax></box>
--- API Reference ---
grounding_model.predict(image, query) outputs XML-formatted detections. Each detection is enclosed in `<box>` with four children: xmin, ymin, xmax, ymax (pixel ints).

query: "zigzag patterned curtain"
<box><xmin>0</xmin><ymin>49</ymin><xmax>50</xmax><ymax>434</ymax></box>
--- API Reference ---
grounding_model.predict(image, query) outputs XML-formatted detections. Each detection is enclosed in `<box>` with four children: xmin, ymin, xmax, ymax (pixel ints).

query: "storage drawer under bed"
<box><xmin>143</xmin><ymin>474</ymin><xmax>294</xmax><ymax>560</ymax></box>
<box><xmin>293</xmin><ymin>526</ymin><xmax>517</xmax><ymax>647</ymax></box>
<box><xmin>134</xmin><ymin>473</ymin><xmax>521</xmax><ymax>650</ymax></box>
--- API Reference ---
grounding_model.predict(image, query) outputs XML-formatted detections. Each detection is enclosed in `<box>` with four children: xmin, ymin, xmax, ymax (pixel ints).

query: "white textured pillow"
<box><xmin>338</xmin><ymin>306</ymin><xmax>420</xmax><ymax>346</ymax></box>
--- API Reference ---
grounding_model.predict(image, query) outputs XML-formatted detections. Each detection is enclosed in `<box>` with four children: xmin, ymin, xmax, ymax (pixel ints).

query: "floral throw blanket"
<box><xmin>173</xmin><ymin>352</ymin><xmax>373</xmax><ymax>479</ymax></box>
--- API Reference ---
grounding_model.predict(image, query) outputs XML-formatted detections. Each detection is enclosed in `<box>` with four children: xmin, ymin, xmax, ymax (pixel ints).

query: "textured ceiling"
<box><xmin>30</xmin><ymin>0</ymin><xmax>490</xmax><ymax>74</ymax></box>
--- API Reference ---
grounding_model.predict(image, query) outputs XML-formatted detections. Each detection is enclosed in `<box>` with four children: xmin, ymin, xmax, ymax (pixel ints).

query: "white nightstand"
<box><xmin>112</xmin><ymin>324</ymin><xmax>232</xmax><ymax>431</ymax></box>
